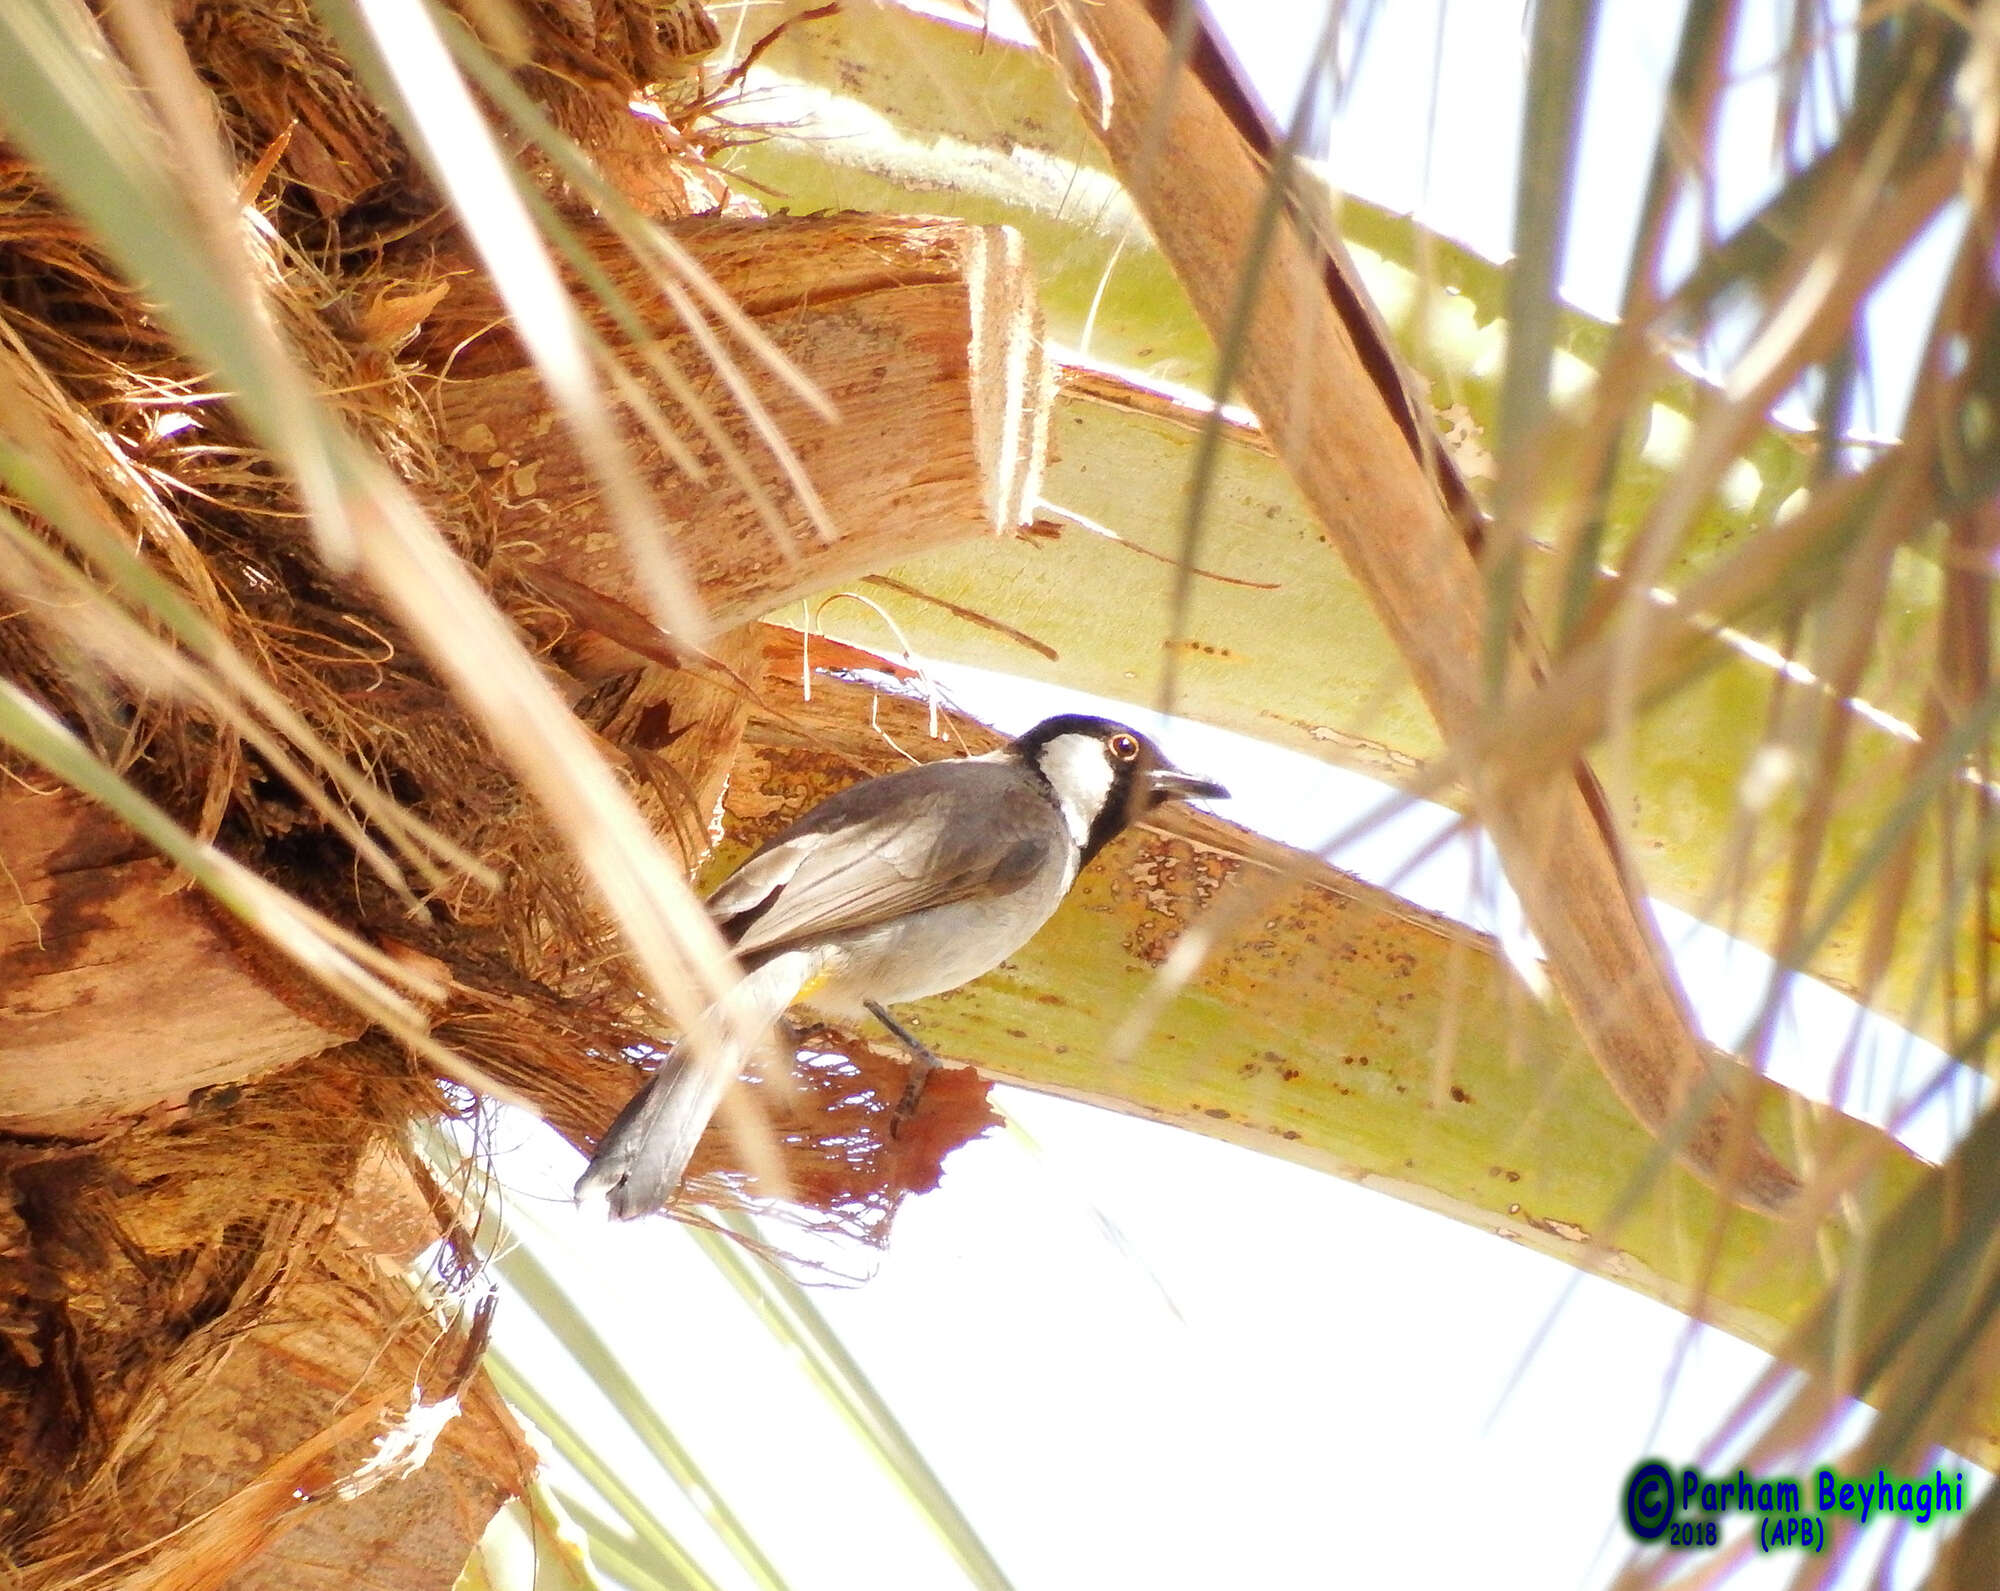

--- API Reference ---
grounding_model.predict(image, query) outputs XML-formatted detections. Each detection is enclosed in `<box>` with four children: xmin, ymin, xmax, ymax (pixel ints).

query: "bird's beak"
<box><xmin>1145</xmin><ymin>765</ymin><xmax>1230</xmax><ymax>805</ymax></box>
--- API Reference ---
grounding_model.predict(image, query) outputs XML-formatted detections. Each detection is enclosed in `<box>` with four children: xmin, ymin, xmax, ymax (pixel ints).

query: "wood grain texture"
<box><xmin>416</xmin><ymin>212</ymin><xmax>1051</xmax><ymax>633</ymax></box>
<box><xmin>0</xmin><ymin>786</ymin><xmax>363</xmax><ymax>1133</ymax></box>
<box><xmin>1</xmin><ymin>211</ymin><xmax>1051</xmax><ymax>1138</ymax></box>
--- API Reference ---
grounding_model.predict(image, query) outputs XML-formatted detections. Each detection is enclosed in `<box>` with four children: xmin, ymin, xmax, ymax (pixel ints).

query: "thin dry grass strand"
<box><xmin>76</xmin><ymin>1397</ymin><xmax>394</xmax><ymax>1591</ymax></box>
<box><xmin>0</xmin><ymin>674</ymin><xmax>568</xmax><ymax>1123</ymax></box>
<box><xmin>11</xmin><ymin>0</ymin><xmax>769</xmax><ymax>1099</ymax></box>
<box><xmin>0</xmin><ymin>301</ymin><xmax>489</xmax><ymax>893</ymax></box>
<box><xmin>340</xmin><ymin>476</ymin><xmax>762</xmax><ymax>1086</ymax></box>
<box><xmin>651</xmin><ymin>261</ymin><xmax>842</xmax><ymax>547</ymax></box>
<box><xmin>0</xmin><ymin>505</ymin><xmax>424</xmax><ymax>900</ymax></box>
<box><xmin>1154</xmin><ymin>1</ymin><xmax>1336</xmax><ymax>725</ymax></box>
<box><xmin>1486</xmin><ymin>0</ymin><xmax>1600</xmax><ymax>697</ymax></box>
<box><xmin>515</xmin><ymin>189</ymin><xmax>835</xmax><ymax>575</ymax></box>
<box><xmin>435</xmin><ymin>7</ymin><xmax>841</xmax><ymax>551</ymax></box>
<box><xmin>1745</xmin><ymin>489</ymin><xmax>1930</xmax><ymax>1074</ymax></box>
<box><xmin>326</xmin><ymin>0</ymin><xmax>710</xmax><ymax>644</ymax></box>
<box><xmin>511</xmin><ymin>171</ymin><xmax>818</xmax><ymax>563</ymax></box>
<box><xmin>1601</xmin><ymin>34</ymin><xmax>1961</xmax><ymax>598</ymax></box>
<box><xmin>89</xmin><ymin>0</ymin><xmax>354</xmax><ymax>558</ymax></box>
<box><xmin>808</xmin><ymin>590</ymin><xmax>951</xmax><ymax>745</ymax></box>
<box><xmin>1036</xmin><ymin>491</ymin><xmax>1283</xmax><ymax>589</ymax></box>
<box><xmin>859</xmin><ymin>573</ymin><xmax>1060</xmax><ymax>662</ymax></box>
<box><xmin>1598</xmin><ymin>151</ymin><xmax>1957</xmax><ymax>779</ymax></box>
<box><xmin>1483</xmin><ymin>462</ymin><xmax>1890</xmax><ymax>786</ymax></box>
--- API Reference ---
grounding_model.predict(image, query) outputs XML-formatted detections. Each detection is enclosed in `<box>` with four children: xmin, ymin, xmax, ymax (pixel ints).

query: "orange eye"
<box><xmin>1108</xmin><ymin>732</ymin><xmax>1140</xmax><ymax>761</ymax></box>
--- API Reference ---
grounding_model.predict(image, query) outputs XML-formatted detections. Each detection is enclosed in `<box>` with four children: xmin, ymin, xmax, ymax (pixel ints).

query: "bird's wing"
<box><xmin>709</xmin><ymin>759</ymin><xmax>1064</xmax><ymax>960</ymax></box>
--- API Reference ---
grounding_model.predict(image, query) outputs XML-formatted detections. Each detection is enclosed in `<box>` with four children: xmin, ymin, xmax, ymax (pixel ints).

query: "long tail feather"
<box><xmin>574</xmin><ymin>952</ymin><xmax>809</xmax><ymax>1219</ymax></box>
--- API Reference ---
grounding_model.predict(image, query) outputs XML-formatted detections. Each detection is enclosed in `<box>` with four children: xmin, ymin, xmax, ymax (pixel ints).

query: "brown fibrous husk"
<box><xmin>0</xmin><ymin>0</ymin><xmax>984</xmax><ymax>1581</ymax></box>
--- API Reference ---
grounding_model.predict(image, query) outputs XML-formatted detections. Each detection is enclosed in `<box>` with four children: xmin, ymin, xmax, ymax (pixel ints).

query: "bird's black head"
<box><xmin>1011</xmin><ymin>714</ymin><xmax>1229</xmax><ymax>865</ymax></box>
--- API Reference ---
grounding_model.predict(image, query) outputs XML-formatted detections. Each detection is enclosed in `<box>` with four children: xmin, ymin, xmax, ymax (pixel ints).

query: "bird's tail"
<box><xmin>574</xmin><ymin>951</ymin><xmax>809</xmax><ymax>1219</ymax></box>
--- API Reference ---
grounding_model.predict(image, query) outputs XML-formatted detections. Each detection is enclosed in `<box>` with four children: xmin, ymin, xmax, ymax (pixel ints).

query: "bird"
<box><xmin>575</xmin><ymin>713</ymin><xmax>1229</xmax><ymax>1218</ymax></box>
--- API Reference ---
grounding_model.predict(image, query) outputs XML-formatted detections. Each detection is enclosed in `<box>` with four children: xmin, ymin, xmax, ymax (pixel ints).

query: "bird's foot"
<box><xmin>864</xmin><ymin>999</ymin><xmax>939</xmax><ymax>1137</ymax></box>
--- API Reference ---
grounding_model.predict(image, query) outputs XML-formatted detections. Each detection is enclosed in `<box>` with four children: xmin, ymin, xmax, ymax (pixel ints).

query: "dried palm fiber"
<box><xmin>0</xmin><ymin>1041</ymin><xmax>528</xmax><ymax>1591</ymax></box>
<box><xmin>0</xmin><ymin>0</ymin><xmax>1017</xmax><ymax>1582</ymax></box>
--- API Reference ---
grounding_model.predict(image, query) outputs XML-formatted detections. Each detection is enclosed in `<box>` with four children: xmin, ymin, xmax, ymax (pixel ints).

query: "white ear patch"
<box><xmin>1035</xmin><ymin>733</ymin><xmax>1117</xmax><ymax>847</ymax></box>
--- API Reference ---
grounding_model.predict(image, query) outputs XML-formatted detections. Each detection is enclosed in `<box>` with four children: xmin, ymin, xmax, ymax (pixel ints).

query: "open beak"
<box><xmin>1145</xmin><ymin>765</ymin><xmax>1230</xmax><ymax>805</ymax></box>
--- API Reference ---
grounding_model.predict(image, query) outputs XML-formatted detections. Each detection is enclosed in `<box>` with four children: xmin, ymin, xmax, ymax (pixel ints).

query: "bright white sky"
<box><xmin>481</xmin><ymin>667</ymin><xmax>1987</xmax><ymax>1591</ymax></box>
<box><xmin>474</xmin><ymin>4</ymin><xmax>1990</xmax><ymax>1589</ymax></box>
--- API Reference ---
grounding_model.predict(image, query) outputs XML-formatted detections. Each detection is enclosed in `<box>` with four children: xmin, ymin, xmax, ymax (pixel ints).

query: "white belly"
<box><xmin>794</xmin><ymin>867</ymin><xmax>1071</xmax><ymax>1020</ymax></box>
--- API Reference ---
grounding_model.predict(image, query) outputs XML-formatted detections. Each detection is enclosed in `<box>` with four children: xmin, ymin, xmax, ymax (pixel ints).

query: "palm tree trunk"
<box><xmin>0</xmin><ymin>1</ymin><xmax>1050</xmax><ymax>1584</ymax></box>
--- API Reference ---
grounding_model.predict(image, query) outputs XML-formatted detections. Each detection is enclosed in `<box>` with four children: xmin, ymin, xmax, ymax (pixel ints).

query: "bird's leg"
<box><xmin>863</xmin><ymin>999</ymin><xmax>939</xmax><ymax>1136</ymax></box>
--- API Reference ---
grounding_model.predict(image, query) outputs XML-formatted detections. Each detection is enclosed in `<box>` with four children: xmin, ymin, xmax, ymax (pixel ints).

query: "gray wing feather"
<box><xmin>711</xmin><ymin>759</ymin><xmax>1064</xmax><ymax>959</ymax></box>
<box><xmin>703</xmin><ymin>835</ymin><xmax>818</xmax><ymax>922</ymax></box>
